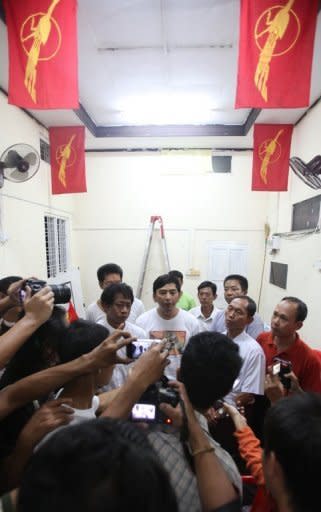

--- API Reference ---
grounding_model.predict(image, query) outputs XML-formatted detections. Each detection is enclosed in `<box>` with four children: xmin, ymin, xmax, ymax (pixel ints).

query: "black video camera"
<box><xmin>21</xmin><ymin>279</ymin><xmax>71</xmax><ymax>304</ymax></box>
<box><xmin>131</xmin><ymin>379</ymin><xmax>180</xmax><ymax>424</ymax></box>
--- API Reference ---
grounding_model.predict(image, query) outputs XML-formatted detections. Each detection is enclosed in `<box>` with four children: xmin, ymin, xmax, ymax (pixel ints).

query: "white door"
<box><xmin>207</xmin><ymin>242</ymin><xmax>248</xmax><ymax>308</ymax></box>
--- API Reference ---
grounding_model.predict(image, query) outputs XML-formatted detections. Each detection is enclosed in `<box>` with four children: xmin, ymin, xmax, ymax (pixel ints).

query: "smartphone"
<box><xmin>126</xmin><ymin>339</ymin><xmax>160</xmax><ymax>359</ymax></box>
<box><xmin>273</xmin><ymin>358</ymin><xmax>292</xmax><ymax>390</ymax></box>
<box><xmin>131</xmin><ymin>403</ymin><xmax>156</xmax><ymax>422</ymax></box>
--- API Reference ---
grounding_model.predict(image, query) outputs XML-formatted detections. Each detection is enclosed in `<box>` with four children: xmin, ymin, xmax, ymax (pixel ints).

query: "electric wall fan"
<box><xmin>0</xmin><ymin>143</ymin><xmax>40</xmax><ymax>188</ymax></box>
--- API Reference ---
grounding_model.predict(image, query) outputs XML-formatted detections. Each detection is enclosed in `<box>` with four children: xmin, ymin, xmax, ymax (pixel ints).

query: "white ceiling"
<box><xmin>0</xmin><ymin>0</ymin><xmax>321</xmax><ymax>150</ymax></box>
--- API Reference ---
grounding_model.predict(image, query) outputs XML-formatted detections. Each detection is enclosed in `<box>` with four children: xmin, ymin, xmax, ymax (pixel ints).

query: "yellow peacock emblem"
<box><xmin>254</xmin><ymin>0</ymin><xmax>300</xmax><ymax>101</ymax></box>
<box><xmin>258</xmin><ymin>129</ymin><xmax>284</xmax><ymax>184</ymax></box>
<box><xmin>20</xmin><ymin>0</ymin><xmax>61</xmax><ymax>103</ymax></box>
<box><xmin>56</xmin><ymin>134</ymin><xmax>76</xmax><ymax>188</ymax></box>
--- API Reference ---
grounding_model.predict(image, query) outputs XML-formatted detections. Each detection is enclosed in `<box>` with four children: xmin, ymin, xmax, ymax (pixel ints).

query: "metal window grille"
<box><xmin>44</xmin><ymin>215</ymin><xmax>68</xmax><ymax>278</ymax></box>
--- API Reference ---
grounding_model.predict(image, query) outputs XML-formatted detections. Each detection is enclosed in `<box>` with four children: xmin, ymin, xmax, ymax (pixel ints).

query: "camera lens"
<box><xmin>50</xmin><ymin>284</ymin><xmax>71</xmax><ymax>304</ymax></box>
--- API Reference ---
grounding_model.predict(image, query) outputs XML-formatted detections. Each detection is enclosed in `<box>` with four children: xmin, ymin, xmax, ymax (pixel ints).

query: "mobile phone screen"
<box><xmin>131</xmin><ymin>403</ymin><xmax>156</xmax><ymax>421</ymax></box>
<box><xmin>126</xmin><ymin>339</ymin><xmax>160</xmax><ymax>359</ymax></box>
<box><xmin>272</xmin><ymin>362</ymin><xmax>281</xmax><ymax>375</ymax></box>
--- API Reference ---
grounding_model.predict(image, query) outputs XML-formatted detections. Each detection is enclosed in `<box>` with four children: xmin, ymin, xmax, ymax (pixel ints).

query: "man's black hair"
<box><xmin>0</xmin><ymin>307</ymin><xmax>69</xmax><ymax>459</ymax></box>
<box><xmin>281</xmin><ymin>296</ymin><xmax>308</xmax><ymax>322</ymax></box>
<box><xmin>0</xmin><ymin>306</ymin><xmax>68</xmax><ymax>389</ymax></box>
<box><xmin>0</xmin><ymin>276</ymin><xmax>22</xmax><ymax>295</ymax></box>
<box><xmin>100</xmin><ymin>283</ymin><xmax>134</xmax><ymax>306</ymax></box>
<box><xmin>97</xmin><ymin>263</ymin><xmax>123</xmax><ymax>283</ymax></box>
<box><xmin>232</xmin><ymin>295</ymin><xmax>256</xmax><ymax>318</ymax></box>
<box><xmin>57</xmin><ymin>320</ymin><xmax>109</xmax><ymax>364</ymax></box>
<box><xmin>197</xmin><ymin>280</ymin><xmax>217</xmax><ymax>295</ymax></box>
<box><xmin>18</xmin><ymin>418</ymin><xmax>178</xmax><ymax>512</ymax></box>
<box><xmin>168</xmin><ymin>270</ymin><xmax>183</xmax><ymax>281</ymax></box>
<box><xmin>180</xmin><ymin>332</ymin><xmax>242</xmax><ymax>410</ymax></box>
<box><xmin>153</xmin><ymin>274</ymin><xmax>181</xmax><ymax>294</ymax></box>
<box><xmin>224</xmin><ymin>274</ymin><xmax>248</xmax><ymax>293</ymax></box>
<box><xmin>264</xmin><ymin>393</ymin><xmax>321</xmax><ymax>512</ymax></box>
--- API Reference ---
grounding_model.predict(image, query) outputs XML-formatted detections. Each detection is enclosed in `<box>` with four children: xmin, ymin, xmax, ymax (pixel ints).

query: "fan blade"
<box><xmin>24</xmin><ymin>152</ymin><xmax>37</xmax><ymax>166</ymax></box>
<box><xmin>9</xmin><ymin>169</ymin><xmax>30</xmax><ymax>181</ymax></box>
<box><xmin>4</xmin><ymin>150</ymin><xmax>21</xmax><ymax>168</ymax></box>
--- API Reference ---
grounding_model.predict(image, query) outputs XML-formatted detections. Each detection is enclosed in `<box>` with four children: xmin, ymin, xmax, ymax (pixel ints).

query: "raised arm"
<box><xmin>0</xmin><ymin>286</ymin><xmax>54</xmax><ymax>369</ymax></box>
<box><xmin>162</xmin><ymin>382</ymin><xmax>240</xmax><ymax>512</ymax></box>
<box><xmin>102</xmin><ymin>341</ymin><xmax>169</xmax><ymax>420</ymax></box>
<box><xmin>0</xmin><ymin>330</ymin><xmax>134</xmax><ymax>420</ymax></box>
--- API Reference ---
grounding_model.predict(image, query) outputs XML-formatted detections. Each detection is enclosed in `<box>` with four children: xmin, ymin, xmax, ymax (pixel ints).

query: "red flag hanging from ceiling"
<box><xmin>252</xmin><ymin>124</ymin><xmax>293</xmax><ymax>191</ymax></box>
<box><xmin>235</xmin><ymin>0</ymin><xmax>318</xmax><ymax>108</ymax></box>
<box><xmin>49</xmin><ymin>126</ymin><xmax>87</xmax><ymax>194</ymax></box>
<box><xmin>4</xmin><ymin>0</ymin><xmax>79</xmax><ymax>109</ymax></box>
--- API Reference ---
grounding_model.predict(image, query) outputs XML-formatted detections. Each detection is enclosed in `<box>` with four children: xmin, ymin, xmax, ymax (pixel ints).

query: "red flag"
<box><xmin>252</xmin><ymin>124</ymin><xmax>293</xmax><ymax>191</ymax></box>
<box><xmin>4</xmin><ymin>0</ymin><xmax>78</xmax><ymax>109</ymax></box>
<box><xmin>66</xmin><ymin>301</ymin><xmax>78</xmax><ymax>323</ymax></box>
<box><xmin>49</xmin><ymin>126</ymin><xmax>87</xmax><ymax>194</ymax></box>
<box><xmin>235</xmin><ymin>0</ymin><xmax>318</xmax><ymax>108</ymax></box>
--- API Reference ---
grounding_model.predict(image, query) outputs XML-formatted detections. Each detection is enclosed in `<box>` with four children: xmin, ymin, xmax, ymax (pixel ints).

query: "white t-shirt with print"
<box><xmin>136</xmin><ymin>308</ymin><xmax>200</xmax><ymax>380</ymax></box>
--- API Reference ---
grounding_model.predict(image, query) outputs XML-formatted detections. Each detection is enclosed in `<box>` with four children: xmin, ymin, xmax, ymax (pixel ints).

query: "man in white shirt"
<box><xmin>136</xmin><ymin>274</ymin><xmax>200</xmax><ymax>380</ymax></box>
<box><xmin>99</xmin><ymin>282</ymin><xmax>147</xmax><ymax>388</ymax></box>
<box><xmin>211</xmin><ymin>274</ymin><xmax>264</xmax><ymax>339</ymax></box>
<box><xmin>189</xmin><ymin>280</ymin><xmax>221</xmax><ymax>331</ymax></box>
<box><xmin>223</xmin><ymin>295</ymin><xmax>265</xmax><ymax>406</ymax></box>
<box><xmin>86</xmin><ymin>263</ymin><xmax>144</xmax><ymax>324</ymax></box>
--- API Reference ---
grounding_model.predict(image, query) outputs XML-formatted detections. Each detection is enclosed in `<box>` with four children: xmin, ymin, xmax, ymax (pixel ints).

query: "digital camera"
<box><xmin>131</xmin><ymin>380</ymin><xmax>180</xmax><ymax>424</ymax></box>
<box><xmin>21</xmin><ymin>279</ymin><xmax>71</xmax><ymax>304</ymax></box>
<box><xmin>273</xmin><ymin>357</ymin><xmax>292</xmax><ymax>390</ymax></box>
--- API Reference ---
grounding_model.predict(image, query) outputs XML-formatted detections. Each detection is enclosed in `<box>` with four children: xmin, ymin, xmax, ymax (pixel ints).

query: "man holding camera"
<box><xmin>257</xmin><ymin>297</ymin><xmax>321</xmax><ymax>394</ymax></box>
<box><xmin>104</xmin><ymin>331</ymin><xmax>243</xmax><ymax>510</ymax></box>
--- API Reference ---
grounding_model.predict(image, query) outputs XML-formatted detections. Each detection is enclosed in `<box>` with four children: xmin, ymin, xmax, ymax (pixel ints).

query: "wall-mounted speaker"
<box><xmin>211</xmin><ymin>155</ymin><xmax>231</xmax><ymax>173</ymax></box>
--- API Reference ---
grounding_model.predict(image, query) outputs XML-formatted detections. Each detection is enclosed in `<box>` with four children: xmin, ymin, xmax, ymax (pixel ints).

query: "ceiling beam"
<box><xmin>95</xmin><ymin>123</ymin><xmax>245</xmax><ymax>138</ymax></box>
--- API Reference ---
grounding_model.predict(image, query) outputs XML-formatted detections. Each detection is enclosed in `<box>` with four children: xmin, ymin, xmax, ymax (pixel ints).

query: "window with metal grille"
<box><xmin>44</xmin><ymin>215</ymin><xmax>69</xmax><ymax>278</ymax></box>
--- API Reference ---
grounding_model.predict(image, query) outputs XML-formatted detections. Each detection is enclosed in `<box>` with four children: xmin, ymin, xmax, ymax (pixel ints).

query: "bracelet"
<box><xmin>191</xmin><ymin>446</ymin><xmax>215</xmax><ymax>457</ymax></box>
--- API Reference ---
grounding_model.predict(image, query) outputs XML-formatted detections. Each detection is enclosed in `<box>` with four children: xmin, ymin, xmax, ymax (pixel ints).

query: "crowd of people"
<box><xmin>0</xmin><ymin>264</ymin><xmax>320</xmax><ymax>512</ymax></box>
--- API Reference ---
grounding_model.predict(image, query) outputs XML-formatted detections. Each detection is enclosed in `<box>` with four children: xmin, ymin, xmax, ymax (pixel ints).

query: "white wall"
<box><xmin>2</xmin><ymin>88</ymin><xmax>319</xmax><ymax>347</ymax></box>
<box><xmin>0</xmin><ymin>92</ymin><xmax>76</xmax><ymax>280</ymax></box>
<box><xmin>260</xmin><ymin>101</ymin><xmax>321</xmax><ymax>348</ymax></box>
<box><xmin>74</xmin><ymin>150</ymin><xmax>268</xmax><ymax>309</ymax></box>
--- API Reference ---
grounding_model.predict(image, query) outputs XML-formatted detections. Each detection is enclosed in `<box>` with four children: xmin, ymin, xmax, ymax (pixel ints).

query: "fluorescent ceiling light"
<box><xmin>118</xmin><ymin>93</ymin><xmax>215</xmax><ymax>125</ymax></box>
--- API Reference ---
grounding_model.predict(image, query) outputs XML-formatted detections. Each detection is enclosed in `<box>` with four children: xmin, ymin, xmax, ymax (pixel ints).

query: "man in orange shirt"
<box><xmin>257</xmin><ymin>297</ymin><xmax>321</xmax><ymax>393</ymax></box>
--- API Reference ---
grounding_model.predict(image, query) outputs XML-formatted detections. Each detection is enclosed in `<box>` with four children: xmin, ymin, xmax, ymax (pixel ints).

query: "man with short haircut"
<box><xmin>86</xmin><ymin>263</ymin><xmax>144</xmax><ymax>324</ymax></box>
<box><xmin>136</xmin><ymin>274</ymin><xmax>199</xmax><ymax>379</ymax></box>
<box><xmin>99</xmin><ymin>283</ymin><xmax>147</xmax><ymax>388</ymax></box>
<box><xmin>189</xmin><ymin>280</ymin><xmax>221</xmax><ymax>331</ymax></box>
<box><xmin>257</xmin><ymin>296</ymin><xmax>321</xmax><ymax>393</ymax></box>
<box><xmin>211</xmin><ymin>274</ymin><xmax>264</xmax><ymax>339</ymax></box>
<box><xmin>19</xmin><ymin>418</ymin><xmax>178</xmax><ymax>512</ymax></box>
<box><xmin>168</xmin><ymin>270</ymin><xmax>196</xmax><ymax>311</ymax></box>
<box><xmin>224</xmin><ymin>296</ymin><xmax>265</xmax><ymax>405</ymax></box>
<box><xmin>105</xmin><ymin>330</ymin><xmax>243</xmax><ymax>508</ymax></box>
<box><xmin>263</xmin><ymin>392</ymin><xmax>321</xmax><ymax>512</ymax></box>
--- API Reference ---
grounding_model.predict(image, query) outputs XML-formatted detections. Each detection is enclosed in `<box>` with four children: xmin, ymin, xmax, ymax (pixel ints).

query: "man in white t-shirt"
<box><xmin>223</xmin><ymin>296</ymin><xmax>265</xmax><ymax>406</ymax></box>
<box><xmin>86</xmin><ymin>263</ymin><xmax>144</xmax><ymax>324</ymax></box>
<box><xmin>99</xmin><ymin>282</ymin><xmax>147</xmax><ymax>389</ymax></box>
<box><xmin>189</xmin><ymin>280</ymin><xmax>221</xmax><ymax>331</ymax></box>
<box><xmin>136</xmin><ymin>274</ymin><xmax>200</xmax><ymax>380</ymax></box>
